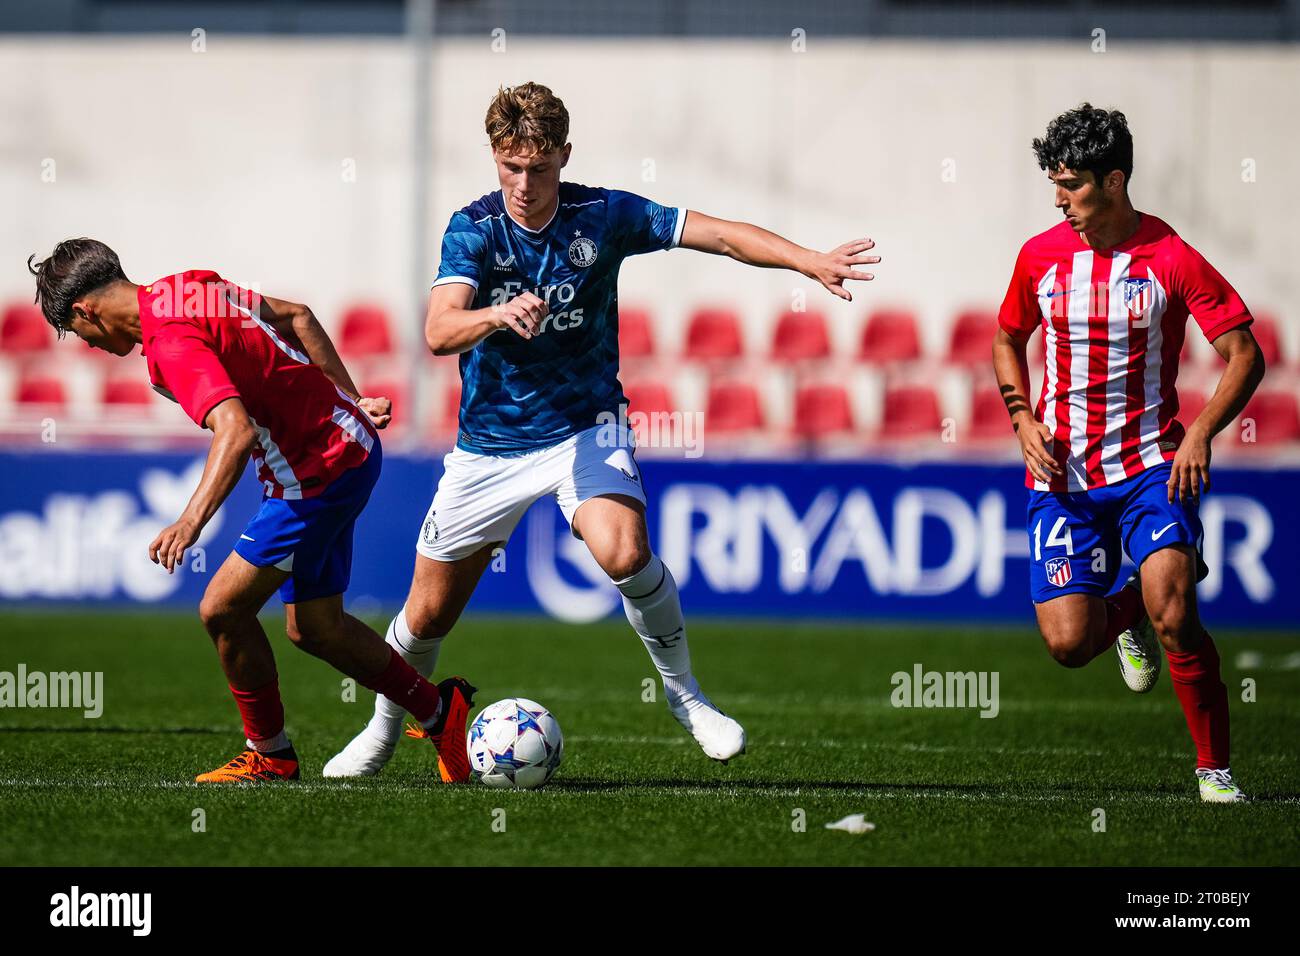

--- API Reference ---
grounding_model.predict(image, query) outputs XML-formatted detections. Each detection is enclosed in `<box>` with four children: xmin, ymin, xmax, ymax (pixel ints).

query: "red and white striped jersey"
<box><xmin>139</xmin><ymin>270</ymin><xmax>377</xmax><ymax>499</ymax></box>
<box><xmin>998</xmin><ymin>215</ymin><xmax>1251</xmax><ymax>492</ymax></box>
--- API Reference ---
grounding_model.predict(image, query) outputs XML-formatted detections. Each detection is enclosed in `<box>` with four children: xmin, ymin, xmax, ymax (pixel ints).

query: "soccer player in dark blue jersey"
<box><xmin>326</xmin><ymin>82</ymin><xmax>879</xmax><ymax>776</ymax></box>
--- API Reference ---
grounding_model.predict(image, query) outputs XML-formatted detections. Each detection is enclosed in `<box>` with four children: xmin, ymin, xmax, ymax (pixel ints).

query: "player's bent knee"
<box><xmin>599</xmin><ymin>543</ymin><xmax>653</xmax><ymax>583</ymax></box>
<box><xmin>1040</xmin><ymin>628</ymin><xmax>1094</xmax><ymax>668</ymax></box>
<box><xmin>284</xmin><ymin>619</ymin><xmax>329</xmax><ymax>656</ymax></box>
<box><xmin>198</xmin><ymin>595</ymin><xmax>249</xmax><ymax>637</ymax></box>
<box><xmin>404</xmin><ymin>602</ymin><xmax>459</xmax><ymax>642</ymax></box>
<box><xmin>1149</xmin><ymin>601</ymin><xmax>1199</xmax><ymax>652</ymax></box>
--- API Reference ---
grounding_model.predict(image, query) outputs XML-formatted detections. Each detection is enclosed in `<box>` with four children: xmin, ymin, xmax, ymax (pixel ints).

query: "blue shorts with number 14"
<box><xmin>1026</xmin><ymin>461</ymin><xmax>1205</xmax><ymax>604</ymax></box>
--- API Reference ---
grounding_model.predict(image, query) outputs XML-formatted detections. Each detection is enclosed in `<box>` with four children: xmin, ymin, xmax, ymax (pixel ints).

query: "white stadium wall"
<box><xmin>2</xmin><ymin>36</ymin><xmax>1297</xmax><ymax>362</ymax></box>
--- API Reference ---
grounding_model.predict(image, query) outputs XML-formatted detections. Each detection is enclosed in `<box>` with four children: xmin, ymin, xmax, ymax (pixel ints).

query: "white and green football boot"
<box><xmin>1116</xmin><ymin>616</ymin><xmax>1161</xmax><ymax>693</ymax></box>
<box><xmin>1114</xmin><ymin>572</ymin><xmax>1160</xmax><ymax>693</ymax></box>
<box><xmin>1197</xmin><ymin>768</ymin><xmax>1248</xmax><ymax>803</ymax></box>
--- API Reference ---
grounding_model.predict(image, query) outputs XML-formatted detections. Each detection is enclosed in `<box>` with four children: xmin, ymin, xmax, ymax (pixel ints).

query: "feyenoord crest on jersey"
<box><xmin>1045</xmin><ymin>557</ymin><xmax>1073</xmax><ymax>587</ymax></box>
<box><xmin>568</xmin><ymin>234</ymin><xmax>598</xmax><ymax>267</ymax></box>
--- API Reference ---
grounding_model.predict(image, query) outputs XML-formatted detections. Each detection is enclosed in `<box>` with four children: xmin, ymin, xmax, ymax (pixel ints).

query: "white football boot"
<box><xmin>322</xmin><ymin>724</ymin><xmax>397</xmax><ymax>778</ymax></box>
<box><xmin>1114</xmin><ymin>572</ymin><xmax>1160</xmax><ymax>693</ymax></box>
<box><xmin>668</xmin><ymin>692</ymin><xmax>747</xmax><ymax>762</ymax></box>
<box><xmin>1197</xmin><ymin>768</ymin><xmax>1248</xmax><ymax>803</ymax></box>
<box><xmin>1116</xmin><ymin>616</ymin><xmax>1161</xmax><ymax>693</ymax></box>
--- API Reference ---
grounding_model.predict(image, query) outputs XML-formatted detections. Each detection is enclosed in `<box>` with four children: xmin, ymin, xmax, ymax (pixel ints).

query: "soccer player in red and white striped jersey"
<box><xmin>992</xmin><ymin>105</ymin><xmax>1266</xmax><ymax>802</ymax></box>
<box><xmin>28</xmin><ymin>241</ymin><xmax>478</xmax><ymax>784</ymax></box>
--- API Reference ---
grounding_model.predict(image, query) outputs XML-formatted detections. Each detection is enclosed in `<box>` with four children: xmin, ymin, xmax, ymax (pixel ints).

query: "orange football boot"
<box><xmin>195</xmin><ymin>747</ymin><xmax>300</xmax><ymax>783</ymax></box>
<box><xmin>403</xmin><ymin>676</ymin><xmax>477</xmax><ymax>783</ymax></box>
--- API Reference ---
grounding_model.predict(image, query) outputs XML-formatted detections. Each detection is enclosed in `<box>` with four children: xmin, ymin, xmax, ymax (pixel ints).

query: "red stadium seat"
<box><xmin>1</xmin><ymin>303</ymin><xmax>54</xmax><ymax>355</ymax></box>
<box><xmin>705</xmin><ymin>380</ymin><xmax>765</xmax><ymax>434</ymax></box>
<box><xmin>431</xmin><ymin>378</ymin><xmax>462</xmax><ymax>437</ymax></box>
<box><xmin>858</xmin><ymin>308</ymin><xmax>921</xmax><ymax>364</ymax></box>
<box><xmin>16</xmin><ymin>373</ymin><xmax>67</xmax><ymax>409</ymax></box>
<box><xmin>969</xmin><ymin>386</ymin><xmax>1013</xmax><ymax>440</ymax></box>
<box><xmin>1239</xmin><ymin>390</ymin><xmax>1300</xmax><ymax>445</ymax></box>
<box><xmin>102</xmin><ymin>378</ymin><xmax>155</xmax><ymax>407</ymax></box>
<box><xmin>946</xmin><ymin>309</ymin><xmax>997</xmax><ymax>366</ymax></box>
<box><xmin>770</xmin><ymin>310</ymin><xmax>831</xmax><ymax>362</ymax></box>
<box><xmin>622</xmin><ymin>379</ymin><xmax>678</xmax><ymax>446</ymax></box>
<box><xmin>1175</xmin><ymin>388</ymin><xmax>1208</xmax><ymax>430</ymax></box>
<box><xmin>623</xmin><ymin>380</ymin><xmax>675</xmax><ymax>418</ymax></box>
<box><xmin>793</xmin><ymin>383</ymin><xmax>854</xmax><ymax>438</ymax></box>
<box><xmin>338</xmin><ymin>304</ymin><xmax>395</xmax><ymax>357</ymax></box>
<box><xmin>880</xmin><ymin>384</ymin><xmax>943</xmax><ymax>439</ymax></box>
<box><xmin>1249</xmin><ymin>312</ymin><xmax>1284</xmax><ymax>367</ymax></box>
<box><xmin>618</xmin><ymin>306</ymin><xmax>655</xmax><ymax>360</ymax></box>
<box><xmin>683</xmin><ymin>307</ymin><xmax>744</xmax><ymax>362</ymax></box>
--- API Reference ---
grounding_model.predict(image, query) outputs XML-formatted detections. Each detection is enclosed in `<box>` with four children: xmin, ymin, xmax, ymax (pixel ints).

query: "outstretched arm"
<box><xmin>149</xmin><ymin>398</ymin><xmax>256</xmax><ymax>573</ymax></box>
<box><xmin>679</xmin><ymin>211</ymin><xmax>879</xmax><ymax>301</ymax></box>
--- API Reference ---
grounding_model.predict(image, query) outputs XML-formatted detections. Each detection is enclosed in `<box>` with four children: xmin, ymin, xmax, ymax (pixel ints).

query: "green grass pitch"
<box><xmin>1</xmin><ymin>611</ymin><xmax>1296</xmax><ymax>866</ymax></box>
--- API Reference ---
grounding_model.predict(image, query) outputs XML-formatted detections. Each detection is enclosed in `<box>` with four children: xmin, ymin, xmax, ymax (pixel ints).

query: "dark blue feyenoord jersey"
<box><xmin>433</xmin><ymin>182</ymin><xmax>684</xmax><ymax>455</ymax></box>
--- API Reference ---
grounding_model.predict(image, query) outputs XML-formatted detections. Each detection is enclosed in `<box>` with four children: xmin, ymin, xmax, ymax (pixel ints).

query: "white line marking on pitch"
<box><xmin>0</xmin><ymin>776</ymin><xmax>1291</xmax><ymax>805</ymax></box>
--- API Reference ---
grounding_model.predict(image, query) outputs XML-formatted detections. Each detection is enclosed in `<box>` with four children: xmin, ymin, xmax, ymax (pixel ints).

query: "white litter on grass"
<box><xmin>1234</xmin><ymin>651</ymin><xmax>1264</xmax><ymax>669</ymax></box>
<box><xmin>825</xmin><ymin>814</ymin><xmax>876</xmax><ymax>835</ymax></box>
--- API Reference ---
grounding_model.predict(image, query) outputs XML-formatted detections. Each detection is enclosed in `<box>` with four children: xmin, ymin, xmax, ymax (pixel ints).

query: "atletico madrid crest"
<box><xmin>1122</xmin><ymin>276</ymin><xmax>1153</xmax><ymax>321</ymax></box>
<box><xmin>1045</xmin><ymin>556</ymin><xmax>1073</xmax><ymax>587</ymax></box>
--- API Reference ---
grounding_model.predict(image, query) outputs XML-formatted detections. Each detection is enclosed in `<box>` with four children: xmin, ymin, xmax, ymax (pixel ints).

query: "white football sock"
<box><xmin>247</xmin><ymin>730</ymin><xmax>291</xmax><ymax>754</ymax></box>
<box><xmin>613</xmin><ymin>555</ymin><xmax>702</xmax><ymax>703</ymax></box>
<box><xmin>367</xmin><ymin>605</ymin><xmax>443</xmax><ymax>740</ymax></box>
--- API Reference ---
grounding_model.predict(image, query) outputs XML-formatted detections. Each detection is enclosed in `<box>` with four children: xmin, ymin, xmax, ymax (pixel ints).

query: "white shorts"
<box><xmin>415</xmin><ymin>423</ymin><xmax>647</xmax><ymax>562</ymax></box>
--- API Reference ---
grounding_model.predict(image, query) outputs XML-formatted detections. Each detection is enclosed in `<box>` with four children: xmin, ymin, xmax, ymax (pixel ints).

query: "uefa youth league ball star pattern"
<box><xmin>467</xmin><ymin>697</ymin><xmax>565</xmax><ymax>789</ymax></box>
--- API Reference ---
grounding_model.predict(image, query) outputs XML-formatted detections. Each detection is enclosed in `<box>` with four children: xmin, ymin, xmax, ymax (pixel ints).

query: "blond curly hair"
<box><xmin>485</xmin><ymin>82</ymin><xmax>570</xmax><ymax>155</ymax></box>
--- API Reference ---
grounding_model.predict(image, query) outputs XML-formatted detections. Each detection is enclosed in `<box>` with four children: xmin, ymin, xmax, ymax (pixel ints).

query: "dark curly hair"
<box><xmin>27</xmin><ymin>238</ymin><xmax>127</xmax><ymax>338</ymax></box>
<box><xmin>1032</xmin><ymin>103</ymin><xmax>1133</xmax><ymax>190</ymax></box>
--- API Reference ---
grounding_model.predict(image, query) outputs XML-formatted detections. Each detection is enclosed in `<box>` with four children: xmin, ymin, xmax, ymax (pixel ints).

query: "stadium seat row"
<box><xmin>4</xmin><ymin>300</ymin><xmax>1297</xmax><ymax>449</ymax></box>
<box><xmin>3</xmin><ymin>357</ymin><xmax>1297</xmax><ymax>450</ymax></box>
<box><xmin>337</xmin><ymin>361</ymin><xmax>1300</xmax><ymax>449</ymax></box>
<box><xmin>616</xmin><ymin>378</ymin><xmax>1300</xmax><ymax>446</ymax></box>
<box><xmin>6</xmin><ymin>300</ymin><xmax>1291</xmax><ymax>368</ymax></box>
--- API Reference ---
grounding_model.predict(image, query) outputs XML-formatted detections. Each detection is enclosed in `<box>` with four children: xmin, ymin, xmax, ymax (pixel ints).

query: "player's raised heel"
<box><xmin>322</xmin><ymin>727</ymin><xmax>397</xmax><ymax>779</ymax></box>
<box><xmin>1116</xmin><ymin>614</ymin><xmax>1161</xmax><ymax>693</ymax></box>
<box><xmin>1197</xmin><ymin>768</ymin><xmax>1247</xmax><ymax>803</ymax></box>
<box><xmin>196</xmin><ymin>747</ymin><xmax>300</xmax><ymax>784</ymax></box>
<box><xmin>668</xmin><ymin>693</ymin><xmax>747</xmax><ymax>762</ymax></box>
<box><xmin>404</xmin><ymin>676</ymin><xmax>478</xmax><ymax>783</ymax></box>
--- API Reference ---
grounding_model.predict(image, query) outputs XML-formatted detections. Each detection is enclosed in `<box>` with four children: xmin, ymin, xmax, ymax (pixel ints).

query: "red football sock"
<box><xmin>1165</xmin><ymin>630</ymin><xmax>1231</xmax><ymax>770</ymax></box>
<box><xmin>1097</xmin><ymin>583</ymin><xmax>1144</xmax><ymax>656</ymax></box>
<box><xmin>361</xmin><ymin>648</ymin><xmax>441</xmax><ymax>724</ymax></box>
<box><xmin>229</xmin><ymin>678</ymin><xmax>286</xmax><ymax>744</ymax></box>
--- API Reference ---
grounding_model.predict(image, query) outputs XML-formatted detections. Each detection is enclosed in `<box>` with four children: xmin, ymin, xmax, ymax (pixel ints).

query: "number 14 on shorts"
<box><xmin>1033</xmin><ymin>516</ymin><xmax>1074</xmax><ymax>560</ymax></box>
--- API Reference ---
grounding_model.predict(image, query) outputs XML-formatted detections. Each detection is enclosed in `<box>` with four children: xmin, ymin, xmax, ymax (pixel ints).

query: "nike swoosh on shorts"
<box><xmin>1150</xmin><ymin>522</ymin><xmax>1178</xmax><ymax>541</ymax></box>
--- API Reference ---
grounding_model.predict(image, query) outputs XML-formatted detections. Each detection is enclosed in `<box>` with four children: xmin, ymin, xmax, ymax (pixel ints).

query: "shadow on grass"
<box><xmin>549</xmin><ymin>777</ymin><xmax>1004</xmax><ymax>794</ymax></box>
<box><xmin>544</xmin><ymin>776</ymin><xmax>1300</xmax><ymax>802</ymax></box>
<box><xmin>0</xmin><ymin>725</ymin><xmax>228</xmax><ymax>735</ymax></box>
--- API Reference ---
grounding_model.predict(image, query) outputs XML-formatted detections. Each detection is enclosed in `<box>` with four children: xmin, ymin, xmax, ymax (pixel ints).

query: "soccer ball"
<box><xmin>466</xmin><ymin>697</ymin><xmax>564</xmax><ymax>789</ymax></box>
